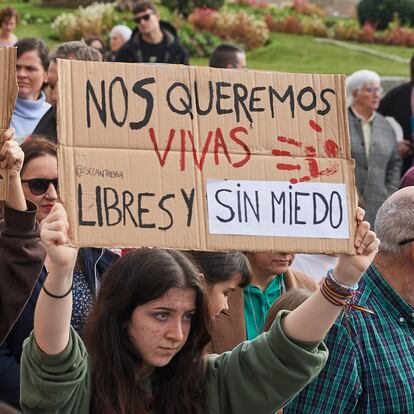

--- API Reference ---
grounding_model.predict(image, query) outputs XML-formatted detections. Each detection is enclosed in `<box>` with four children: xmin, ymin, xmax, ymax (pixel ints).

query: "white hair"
<box><xmin>375</xmin><ymin>191</ymin><xmax>414</xmax><ymax>257</ymax></box>
<box><xmin>345</xmin><ymin>69</ymin><xmax>381</xmax><ymax>105</ymax></box>
<box><xmin>110</xmin><ymin>25</ymin><xmax>132</xmax><ymax>42</ymax></box>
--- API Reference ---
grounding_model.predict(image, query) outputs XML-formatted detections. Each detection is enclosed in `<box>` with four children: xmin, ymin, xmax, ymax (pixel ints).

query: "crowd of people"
<box><xmin>0</xmin><ymin>1</ymin><xmax>413</xmax><ymax>413</ymax></box>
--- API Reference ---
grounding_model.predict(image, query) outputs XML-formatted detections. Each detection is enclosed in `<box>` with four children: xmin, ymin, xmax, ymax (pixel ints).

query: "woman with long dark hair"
<box><xmin>186</xmin><ymin>250</ymin><xmax>251</xmax><ymax>319</ymax></box>
<box><xmin>20</xmin><ymin>204</ymin><xmax>379</xmax><ymax>414</ymax></box>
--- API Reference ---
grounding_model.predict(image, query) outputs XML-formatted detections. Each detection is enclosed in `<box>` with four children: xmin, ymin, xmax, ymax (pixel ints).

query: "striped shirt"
<box><xmin>284</xmin><ymin>264</ymin><xmax>414</xmax><ymax>413</ymax></box>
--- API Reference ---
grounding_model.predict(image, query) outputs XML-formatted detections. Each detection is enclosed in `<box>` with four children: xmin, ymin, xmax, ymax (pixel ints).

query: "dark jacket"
<box><xmin>0</xmin><ymin>247</ymin><xmax>118</xmax><ymax>408</ymax></box>
<box><xmin>378</xmin><ymin>82</ymin><xmax>412</xmax><ymax>174</ymax></box>
<box><xmin>32</xmin><ymin>106</ymin><xmax>57</xmax><ymax>143</ymax></box>
<box><xmin>0</xmin><ymin>201</ymin><xmax>46</xmax><ymax>344</ymax></box>
<box><xmin>115</xmin><ymin>21</ymin><xmax>189</xmax><ymax>65</ymax></box>
<box><xmin>0</xmin><ymin>201</ymin><xmax>46</xmax><ymax>409</ymax></box>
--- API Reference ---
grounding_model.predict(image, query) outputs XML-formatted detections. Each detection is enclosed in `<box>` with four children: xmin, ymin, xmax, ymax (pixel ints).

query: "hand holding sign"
<box><xmin>40</xmin><ymin>203</ymin><xmax>78</xmax><ymax>271</ymax></box>
<box><xmin>0</xmin><ymin>128</ymin><xmax>23</xmax><ymax>177</ymax></box>
<box><xmin>333</xmin><ymin>207</ymin><xmax>379</xmax><ymax>286</ymax></box>
<box><xmin>0</xmin><ymin>128</ymin><xmax>26</xmax><ymax>211</ymax></box>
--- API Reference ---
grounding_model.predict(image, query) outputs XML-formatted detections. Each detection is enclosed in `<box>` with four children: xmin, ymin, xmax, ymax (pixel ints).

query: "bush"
<box><xmin>213</xmin><ymin>10</ymin><xmax>269</xmax><ymax>49</ymax></box>
<box><xmin>332</xmin><ymin>19</ymin><xmax>360</xmax><ymax>41</ymax></box>
<box><xmin>292</xmin><ymin>0</ymin><xmax>326</xmax><ymax>17</ymax></box>
<box><xmin>301</xmin><ymin>17</ymin><xmax>328</xmax><ymax>38</ymax></box>
<box><xmin>178</xmin><ymin>23</ymin><xmax>221</xmax><ymax>57</ymax></box>
<box><xmin>382</xmin><ymin>17</ymin><xmax>414</xmax><ymax>46</ymax></box>
<box><xmin>235</xmin><ymin>0</ymin><xmax>269</xmax><ymax>9</ymax></box>
<box><xmin>359</xmin><ymin>22</ymin><xmax>375</xmax><ymax>43</ymax></box>
<box><xmin>52</xmin><ymin>2</ymin><xmax>117</xmax><ymax>40</ymax></box>
<box><xmin>188</xmin><ymin>7</ymin><xmax>219</xmax><ymax>32</ymax></box>
<box><xmin>161</xmin><ymin>0</ymin><xmax>225</xmax><ymax>17</ymax></box>
<box><xmin>357</xmin><ymin>0</ymin><xmax>414</xmax><ymax>30</ymax></box>
<box><xmin>273</xmin><ymin>15</ymin><xmax>303</xmax><ymax>35</ymax></box>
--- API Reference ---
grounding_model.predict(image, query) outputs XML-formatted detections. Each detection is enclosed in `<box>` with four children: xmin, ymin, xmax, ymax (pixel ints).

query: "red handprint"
<box><xmin>272</xmin><ymin>120</ymin><xmax>340</xmax><ymax>185</ymax></box>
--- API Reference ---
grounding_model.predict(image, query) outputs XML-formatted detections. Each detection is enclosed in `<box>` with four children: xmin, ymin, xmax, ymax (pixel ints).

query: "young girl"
<box><xmin>20</xmin><ymin>203</ymin><xmax>378</xmax><ymax>413</ymax></box>
<box><xmin>186</xmin><ymin>250</ymin><xmax>251</xmax><ymax>319</ymax></box>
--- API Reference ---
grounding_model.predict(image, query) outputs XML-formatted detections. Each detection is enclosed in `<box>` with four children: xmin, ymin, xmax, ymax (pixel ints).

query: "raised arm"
<box><xmin>34</xmin><ymin>204</ymin><xmax>78</xmax><ymax>354</ymax></box>
<box><xmin>0</xmin><ymin>128</ymin><xmax>25</xmax><ymax>211</ymax></box>
<box><xmin>0</xmin><ymin>128</ymin><xmax>48</xmax><ymax>343</ymax></box>
<box><xmin>282</xmin><ymin>207</ymin><xmax>379</xmax><ymax>342</ymax></box>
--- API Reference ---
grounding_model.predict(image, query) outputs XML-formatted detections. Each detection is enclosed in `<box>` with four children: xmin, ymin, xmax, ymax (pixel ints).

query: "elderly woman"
<box><xmin>105</xmin><ymin>25</ymin><xmax>132</xmax><ymax>62</ymax></box>
<box><xmin>346</xmin><ymin>69</ymin><xmax>402</xmax><ymax>226</ymax></box>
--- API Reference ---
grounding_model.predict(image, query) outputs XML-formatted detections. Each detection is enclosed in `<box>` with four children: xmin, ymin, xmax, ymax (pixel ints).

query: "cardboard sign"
<box><xmin>0</xmin><ymin>47</ymin><xmax>18</xmax><ymax>201</ymax></box>
<box><xmin>58</xmin><ymin>60</ymin><xmax>357</xmax><ymax>253</ymax></box>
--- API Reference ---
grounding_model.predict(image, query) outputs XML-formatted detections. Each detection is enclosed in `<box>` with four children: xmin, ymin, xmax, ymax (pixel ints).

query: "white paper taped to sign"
<box><xmin>207</xmin><ymin>180</ymin><xmax>349</xmax><ymax>239</ymax></box>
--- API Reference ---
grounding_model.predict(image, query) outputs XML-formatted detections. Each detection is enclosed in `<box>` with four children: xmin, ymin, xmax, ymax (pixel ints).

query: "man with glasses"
<box><xmin>285</xmin><ymin>187</ymin><xmax>414</xmax><ymax>414</ymax></box>
<box><xmin>346</xmin><ymin>69</ymin><xmax>402</xmax><ymax>226</ymax></box>
<box><xmin>116</xmin><ymin>1</ymin><xmax>188</xmax><ymax>65</ymax></box>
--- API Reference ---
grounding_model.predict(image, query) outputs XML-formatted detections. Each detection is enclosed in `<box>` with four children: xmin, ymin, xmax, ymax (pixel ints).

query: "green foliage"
<box><xmin>178</xmin><ymin>22</ymin><xmax>221</xmax><ymax>57</ymax></box>
<box><xmin>51</xmin><ymin>2</ymin><xmax>118</xmax><ymax>40</ymax></box>
<box><xmin>357</xmin><ymin>0</ymin><xmax>414</xmax><ymax>30</ymax></box>
<box><xmin>160</xmin><ymin>0</ymin><xmax>224</xmax><ymax>18</ymax></box>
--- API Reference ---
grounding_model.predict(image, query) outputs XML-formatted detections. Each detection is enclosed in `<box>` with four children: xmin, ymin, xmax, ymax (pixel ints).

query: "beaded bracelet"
<box><xmin>326</xmin><ymin>268</ymin><xmax>359</xmax><ymax>293</ymax></box>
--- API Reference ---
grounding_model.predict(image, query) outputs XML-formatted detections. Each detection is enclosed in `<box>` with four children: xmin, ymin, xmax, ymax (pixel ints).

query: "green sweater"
<box><xmin>20</xmin><ymin>312</ymin><xmax>328</xmax><ymax>413</ymax></box>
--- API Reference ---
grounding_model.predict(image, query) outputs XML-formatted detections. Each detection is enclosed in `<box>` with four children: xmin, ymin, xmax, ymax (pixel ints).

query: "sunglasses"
<box><xmin>21</xmin><ymin>178</ymin><xmax>58</xmax><ymax>195</ymax></box>
<box><xmin>134</xmin><ymin>12</ymin><xmax>154</xmax><ymax>24</ymax></box>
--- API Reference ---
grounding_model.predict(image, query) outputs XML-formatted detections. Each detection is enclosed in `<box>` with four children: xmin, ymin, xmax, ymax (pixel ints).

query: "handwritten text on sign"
<box><xmin>207</xmin><ymin>180</ymin><xmax>349</xmax><ymax>239</ymax></box>
<box><xmin>58</xmin><ymin>61</ymin><xmax>356</xmax><ymax>252</ymax></box>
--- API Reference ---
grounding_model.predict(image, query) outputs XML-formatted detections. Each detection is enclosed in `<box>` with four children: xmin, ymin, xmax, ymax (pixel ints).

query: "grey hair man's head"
<box><xmin>49</xmin><ymin>41</ymin><xmax>102</xmax><ymax>62</ymax></box>
<box><xmin>47</xmin><ymin>41</ymin><xmax>102</xmax><ymax>107</ymax></box>
<box><xmin>375</xmin><ymin>187</ymin><xmax>414</xmax><ymax>258</ymax></box>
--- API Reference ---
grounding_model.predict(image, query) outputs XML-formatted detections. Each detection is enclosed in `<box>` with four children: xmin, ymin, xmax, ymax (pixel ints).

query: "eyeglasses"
<box><xmin>21</xmin><ymin>178</ymin><xmax>58</xmax><ymax>195</ymax></box>
<box><xmin>363</xmin><ymin>87</ymin><xmax>383</xmax><ymax>95</ymax></box>
<box><xmin>398</xmin><ymin>237</ymin><xmax>414</xmax><ymax>246</ymax></box>
<box><xmin>134</xmin><ymin>12</ymin><xmax>154</xmax><ymax>24</ymax></box>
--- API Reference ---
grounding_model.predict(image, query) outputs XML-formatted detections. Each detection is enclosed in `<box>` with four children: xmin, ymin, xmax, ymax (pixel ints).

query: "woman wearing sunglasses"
<box><xmin>0</xmin><ymin>129</ymin><xmax>46</xmax><ymax>409</ymax></box>
<box><xmin>0</xmin><ymin>136</ymin><xmax>118</xmax><ymax>410</ymax></box>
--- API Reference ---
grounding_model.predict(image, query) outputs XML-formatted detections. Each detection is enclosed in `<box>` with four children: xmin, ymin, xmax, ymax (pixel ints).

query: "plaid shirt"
<box><xmin>284</xmin><ymin>264</ymin><xmax>414</xmax><ymax>413</ymax></box>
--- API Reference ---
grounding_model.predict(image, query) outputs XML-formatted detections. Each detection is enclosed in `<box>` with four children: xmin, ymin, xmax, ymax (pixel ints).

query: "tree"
<box><xmin>358</xmin><ymin>0</ymin><xmax>414</xmax><ymax>30</ymax></box>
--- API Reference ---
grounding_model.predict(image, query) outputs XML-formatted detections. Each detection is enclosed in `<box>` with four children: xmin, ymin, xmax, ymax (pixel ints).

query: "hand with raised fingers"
<box><xmin>334</xmin><ymin>207</ymin><xmax>380</xmax><ymax>286</ymax></box>
<box><xmin>40</xmin><ymin>203</ymin><xmax>78</xmax><ymax>271</ymax></box>
<box><xmin>0</xmin><ymin>128</ymin><xmax>23</xmax><ymax>178</ymax></box>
